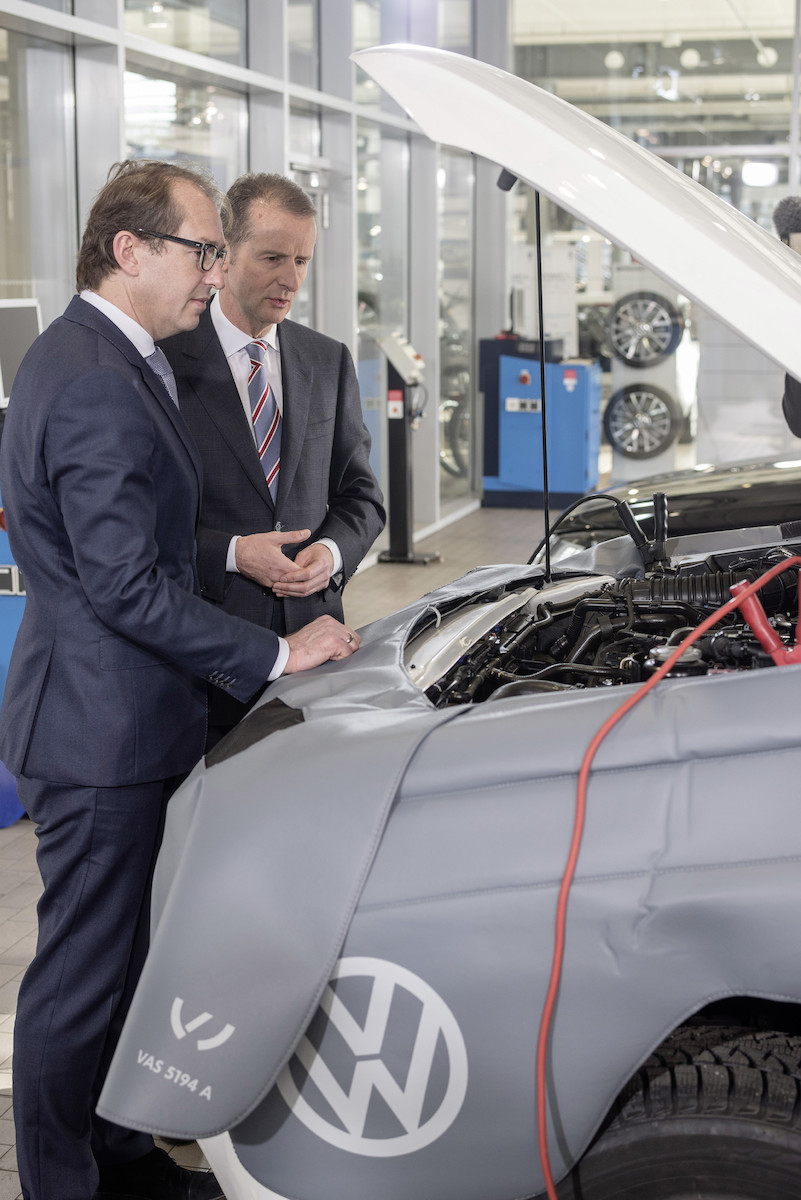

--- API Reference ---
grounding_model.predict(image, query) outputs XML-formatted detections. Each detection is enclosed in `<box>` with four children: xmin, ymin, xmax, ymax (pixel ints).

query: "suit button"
<box><xmin>275</xmin><ymin>521</ymin><xmax>283</xmax><ymax>532</ymax></box>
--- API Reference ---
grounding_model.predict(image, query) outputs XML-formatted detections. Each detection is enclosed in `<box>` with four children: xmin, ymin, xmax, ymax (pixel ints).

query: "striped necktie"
<box><xmin>247</xmin><ymin>339</ymin><xmax>281</xmax><ymax>499</ymax></box>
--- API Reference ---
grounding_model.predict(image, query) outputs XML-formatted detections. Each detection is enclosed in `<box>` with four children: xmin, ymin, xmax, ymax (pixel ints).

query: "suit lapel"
<box><xmin>66</xmin><ymin>296</ymin><xmax>204</xmax><ymax>496</ymax></box>
<box><xmin>275</xmin><ymin>320</ymin><xmax>313</xmax><ymax>506</ymax></box>
<box><xmin>168</xmin><ymin>308</ymin><xmax>274</xmax><ymax>509</ymax></box>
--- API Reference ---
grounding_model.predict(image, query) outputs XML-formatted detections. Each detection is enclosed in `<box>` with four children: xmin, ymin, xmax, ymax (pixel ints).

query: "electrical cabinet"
<box><xmin>481</xmin><ymin>339</ymin><xmax>601</xmax><ymax>506</ymax></box>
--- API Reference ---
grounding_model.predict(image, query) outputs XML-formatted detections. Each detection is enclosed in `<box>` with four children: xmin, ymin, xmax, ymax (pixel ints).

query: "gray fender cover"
<box><xmin>97</xmin><ymin>706</ymin><xmax>459</xmax><ymax>1139</ymax></box>
<box><xmin>98</xmin><ymin>614</ymin><xmax>801</xmax><ymax>1199</ymax></box>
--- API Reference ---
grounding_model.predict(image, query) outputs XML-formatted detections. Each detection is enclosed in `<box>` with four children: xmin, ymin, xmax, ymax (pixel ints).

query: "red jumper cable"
<box><xmin>535</xmin><ymin>556</ymin><xmax>801</xmax><ymax>1200</ymax></box>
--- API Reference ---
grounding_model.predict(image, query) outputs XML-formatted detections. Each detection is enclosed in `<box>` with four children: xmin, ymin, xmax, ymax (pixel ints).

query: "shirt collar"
<box><xmin>210</xmin><ymin>291</ymin><xmax>279</xmax><ymax>358</ymax></box>
<box><xmin>80</xmin><ymin>290</ymin><xmax>155</xmax><ymax>358</ymax></box>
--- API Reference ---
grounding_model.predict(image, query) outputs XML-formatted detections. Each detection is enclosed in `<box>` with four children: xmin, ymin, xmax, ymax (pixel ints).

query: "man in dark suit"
<box><xmin>0</xmin><ymin>160</ymin><xmax>360</xmax><ymax>1200</ymax></box>
<box><xmin>773</xmin><ymin>195</ymin><xmax>801</xmax><ymax>436</ymax></box>
<box><xmin>160</xmin><ymin>173</ymin><xmax>385</xmax><ymax>747</ymax></box>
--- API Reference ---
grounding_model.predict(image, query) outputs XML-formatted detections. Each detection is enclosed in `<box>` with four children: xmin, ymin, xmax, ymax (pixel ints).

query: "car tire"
<box><xmin>439</xmin><ymin>371</ymin><xmax>471</xmax><ymax>477</ymax></box>
<box><xmin>603</xmin><ymin>383</ymin><xmax>681</xmax><ymax>458</ymax></box>
<box><xmin>607</xmin><ymin>290</ymin><xmax>684</xmax><ymax>368</ymax></box>
<box><xmin>558</xmin><ymin>1025</ymin><xmax>801</xmax><ymax>1199</ymax></box>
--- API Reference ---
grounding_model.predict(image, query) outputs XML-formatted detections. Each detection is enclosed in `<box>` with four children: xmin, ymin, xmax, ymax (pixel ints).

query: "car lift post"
<box><xmin>378</xmin><ymin>333</ymin><xmax>441</xmax><ymax>565</ymax></box>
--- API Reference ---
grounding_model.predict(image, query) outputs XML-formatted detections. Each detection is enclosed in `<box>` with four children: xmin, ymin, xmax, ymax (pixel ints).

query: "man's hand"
<box><xmin>272</xmin><ymin>542</ymin><xmax>334</xmax><ymax>598</ymax></box>
<box><xmin>284</xmin><ymin>615</ymin><xmax>360</xmax><ymax>673</ymax></box>
<box><xmin>235</xmin><ymin>529</ymin><xmax>311</xmax><ymax>587</ymax></box>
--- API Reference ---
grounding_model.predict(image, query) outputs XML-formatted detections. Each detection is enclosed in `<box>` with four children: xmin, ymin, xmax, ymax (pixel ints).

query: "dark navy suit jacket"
<box><xmin>0</xmin><ymin>296</ymin><xmax>282</xmax><ymax>786</ymax></box>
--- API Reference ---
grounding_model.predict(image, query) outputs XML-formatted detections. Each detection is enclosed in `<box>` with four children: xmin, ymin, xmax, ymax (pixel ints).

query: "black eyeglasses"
<box><xmin>137</xmin><ymin>230</ymin><xmax>227</xmax><ymax>272</ymax></box>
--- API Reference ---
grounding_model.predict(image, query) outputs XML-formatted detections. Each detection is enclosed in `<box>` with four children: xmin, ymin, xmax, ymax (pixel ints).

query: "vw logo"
<box><xmin>277</xmin><ymin>956</ymin><xmax>468</xmax><ymax>1157</ymax></box>
<box><xmin>169</xmin><ymin>997</ymin><xmax>235</xmax><ymax>1051</ymax></box>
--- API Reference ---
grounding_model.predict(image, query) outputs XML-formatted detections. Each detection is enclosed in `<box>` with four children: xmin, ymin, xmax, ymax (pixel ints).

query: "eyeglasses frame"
<box><xmin>136</xmin><ymin>229</ymin><xmax>227</xmax><ymax>272</ymax></box>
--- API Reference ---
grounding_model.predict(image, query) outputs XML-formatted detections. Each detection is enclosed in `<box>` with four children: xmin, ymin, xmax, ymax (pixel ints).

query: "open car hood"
<box><xmin>352</xmin><ymin>44</ymin><xmax>801</xmax><ymax>383</ymax></box>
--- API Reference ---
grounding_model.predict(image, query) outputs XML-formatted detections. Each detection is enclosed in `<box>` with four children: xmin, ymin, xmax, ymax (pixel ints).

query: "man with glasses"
<box><xmin>161</xmin><ymin>173</ymin><xmax>384</xmax><ymax>750</ymax></box>
<box><xmin>0</xmin><ymin>159</ymin><xmax>360</xmax><ymax>1200</ymax></box>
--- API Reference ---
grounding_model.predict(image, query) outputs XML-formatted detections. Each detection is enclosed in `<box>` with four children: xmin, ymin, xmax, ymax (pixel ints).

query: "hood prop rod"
<box><xmin>534</xmin><ymin>190</ymin><xmax>552</xmax><ymax>582</ymax></box>
<box><xmin>497</xmin><ymin>171</ymin><xmax>552</xmax><ymax>582</ymax></box>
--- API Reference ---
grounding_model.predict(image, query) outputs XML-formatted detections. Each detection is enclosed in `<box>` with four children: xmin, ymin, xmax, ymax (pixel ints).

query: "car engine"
<box><xmin>404</xmin><ymin>543</ymin><xmax>801</xmax><ymax>708</ymax></box>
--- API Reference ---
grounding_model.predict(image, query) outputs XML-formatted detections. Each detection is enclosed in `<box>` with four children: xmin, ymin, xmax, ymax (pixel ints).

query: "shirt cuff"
<box><xmin>226</xmin><ymin>535</ymin><xmax>240</xmax><ymax>573</ymax></box>
<box><xmin>268</xmin><ymin>637</ymin><xmax>290</xmax><ymax>680</ymax></box>
<box><xmin>318</xmin><ymin>537</ymin><xmax>342</xmax><ymax>577</ymax></box>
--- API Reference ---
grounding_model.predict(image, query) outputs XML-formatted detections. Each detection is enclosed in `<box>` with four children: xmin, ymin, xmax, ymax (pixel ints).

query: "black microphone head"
<box><xmin>496</xmin><ymin>168</ymin><xmax>519</xmax><ymax>192</ymax></box>
<box><xmin>772</xmin><ymin>195</ymin><xmax>801</xmax><ymax>242</ymax></box>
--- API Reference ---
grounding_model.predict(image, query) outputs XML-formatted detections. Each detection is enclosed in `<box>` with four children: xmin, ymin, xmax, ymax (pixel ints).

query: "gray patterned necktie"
<box><xmin>147</xmin><ymin>347</ymin><xmax>179</xmax><ymax>407</ymax></box>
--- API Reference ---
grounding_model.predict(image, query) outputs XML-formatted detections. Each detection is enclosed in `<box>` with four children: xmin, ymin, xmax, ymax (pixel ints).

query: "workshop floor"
<box><xmin>0</xmin><ymin>502</ymin><xmax>545</xmax><ymax>1199</ymax></box>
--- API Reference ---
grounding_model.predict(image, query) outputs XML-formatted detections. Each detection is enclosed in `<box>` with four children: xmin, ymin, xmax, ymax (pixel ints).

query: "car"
<box><xmin>98</xmin><ymin>44</ymin><xmax>801</xmax><ymax>1200</ymax></box>
<box><xmin>538</xmin><ymin>455</ymin><xmax>801</xmax><ymax>564</ymax></box>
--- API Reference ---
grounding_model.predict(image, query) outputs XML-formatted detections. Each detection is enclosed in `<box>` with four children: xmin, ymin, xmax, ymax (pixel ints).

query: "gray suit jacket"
<box><xmin>161</xmin><ymin>309</ymin><xmax>384</xmax><ymax>627</ymax></box>
<box><xmin>160</xmin><ymin>308</ymin><xmax>385</xmax><ymax>723</ymax></box>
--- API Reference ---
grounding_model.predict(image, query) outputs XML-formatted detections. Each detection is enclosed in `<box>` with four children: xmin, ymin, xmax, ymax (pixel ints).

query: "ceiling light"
<box><xmin>604</xmin><ymin>50</ymin><xmax>625</xmax><ymax>71</ymax></box>
<box><xmin>742</xmin><ymin>161</ymin><xmax>779</xmax><ymax>187</ymax></box>
<box><xmin>680</xmin><ymin>48</ymin><xmax>701</xmax><ymax>69</ymax></box>
<box><xmin>145</xmin><ymin>1</ymin><xmax>168</xmax><ymax>28</ymax></box>
<box><xmin>655</xmin><ymin>68</ymin><xmax>679</xmax><ymax>101</ymax></box>
<box><xmin>757</xmin><ymin>45</ymin><xmax>779</xmax><ymax>68</ymax></box>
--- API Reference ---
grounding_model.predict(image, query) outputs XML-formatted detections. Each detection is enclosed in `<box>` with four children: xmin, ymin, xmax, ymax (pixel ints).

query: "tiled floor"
<box><xmin>0</xmin><ymin>502</ymin><xmax>542</xmax><ymax>1199</ymax></box>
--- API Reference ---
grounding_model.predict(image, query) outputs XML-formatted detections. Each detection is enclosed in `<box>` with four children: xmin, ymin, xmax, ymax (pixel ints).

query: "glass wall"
<box><xmin>353</xmin><ymin>0</ymin><xmax>408</xmax><ymax>114</ymax></box>
<box><xmin>124</xmin><ymin>71</ymin><xmax>247</xmax><ymax>191</ymax></box>
<box><xmin>288</xmin><ymin>100</ymin><xmax>326</xmax><ymax>332</ymax></box>
<box><xmin>510</xmin><ymin>2</ymin><xmax>801</xmax><ymax>476</ymax></box>
<box><xmin>0</xmin><ymin>29</ymin><xmax>77</xmax><ymax>328</ymax></box>
<box><xmin>438</xmin><ymin>148</ymin><xmax>474</xmax><ymax>502</ymax></box>
<box><xmin>438</xmin><ymin>0</ymin><xmax>471</xmax><ymax>53</ymax></box>
<box><xmin>356</xmin><ymin>121</ymin><xmax>409</xmax><ymax>340</ymax></box>
<box><xmin>124</xmin><ymin>0</ymin><xmax>246</xmax><ymax>66</ymax></box>
<box><xmin>288</xmin><ymin>0</ymin><xmax>320</xmax><ymax>88</ymax></box>
<box><xmin>355</xmin><ymin>119</ymin><xmax>410</xmax><ymax>499</ymax></box>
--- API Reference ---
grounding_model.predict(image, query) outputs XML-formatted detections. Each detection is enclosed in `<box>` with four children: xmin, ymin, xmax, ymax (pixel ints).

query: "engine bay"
<box><xmin>404</xmin><ymin>542</ymin><xmax>801</xmax><ymax>708</ymax></box>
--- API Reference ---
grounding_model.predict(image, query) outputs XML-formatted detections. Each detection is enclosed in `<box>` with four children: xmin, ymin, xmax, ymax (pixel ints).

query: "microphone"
<box><xmin>772</xmin><ymin>195</ymin><xmax>801</xmax><ymax>243</ymax></box>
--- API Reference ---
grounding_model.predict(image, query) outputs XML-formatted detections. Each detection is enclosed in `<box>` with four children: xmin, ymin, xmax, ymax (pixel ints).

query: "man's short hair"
<box><xmin>772</xmin><ymin>195</ymin><xmax>801</xmax><ymax>244</ymax></box>
<box><xmin>223</xmin><ymin>173</ymin><xmax>316</xmax><ymax>249</ymax></box>
<box><xmin>76</xmin><ymin>159</ymin><xmax>222</xmax><ymax>292</ymax></box>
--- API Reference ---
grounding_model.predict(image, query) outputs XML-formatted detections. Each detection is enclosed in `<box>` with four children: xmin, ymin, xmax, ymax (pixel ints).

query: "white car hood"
<box><xmin>352</xmin><ymin>43</ymin><xmax>801</xmax><ymax>382</ymax></box>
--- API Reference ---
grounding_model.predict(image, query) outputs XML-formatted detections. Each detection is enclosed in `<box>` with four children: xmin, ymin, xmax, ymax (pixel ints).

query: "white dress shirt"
<box><xmin>209</xmin><ymin>292</ymin><xmax>342</xmax><ymax>579</ymax></box>
<box><xmin>81</xmin><ymin>289</ymin><xmax>156</xmax><ymax>358</ymax></box>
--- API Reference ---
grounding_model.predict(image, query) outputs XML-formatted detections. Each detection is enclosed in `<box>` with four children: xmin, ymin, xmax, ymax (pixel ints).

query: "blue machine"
<box><xmin>0</xmin><ymin>474</ymin><xmax>26</xmax><ymax>826</ymax></box>
<box><xmin>481</xmin><ymin>338</ymin><xmax>601</xmax><ymax>507</ymax></box>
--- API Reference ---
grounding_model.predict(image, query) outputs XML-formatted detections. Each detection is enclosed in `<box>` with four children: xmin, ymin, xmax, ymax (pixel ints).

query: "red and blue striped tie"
<box><xmin>247</xmin><ymin>339</ymin><xmax>281</xmax><ymax>499</ymax></box>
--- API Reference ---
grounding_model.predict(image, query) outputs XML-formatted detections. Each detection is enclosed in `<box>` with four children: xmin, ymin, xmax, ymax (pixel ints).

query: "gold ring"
<box><xmin>346</xmin><ymin>634</ymin><xmax>353</xmax><ymax>644</ymax></box>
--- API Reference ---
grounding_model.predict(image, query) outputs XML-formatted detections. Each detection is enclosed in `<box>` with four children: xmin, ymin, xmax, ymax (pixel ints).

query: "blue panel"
<box><xmin>0</xmin><ymin>477</ymin><xmax>26</xmax><ymax>823</ymax></box>
<box><xmin>358</xmin><ymin>356</ymin><xmax>384</xmax><ymax>490</ymax></box>
<box><xmin>484</xmin><ymin>356</ymin><xmax>600</xmax><ymax>501</ymax></box>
